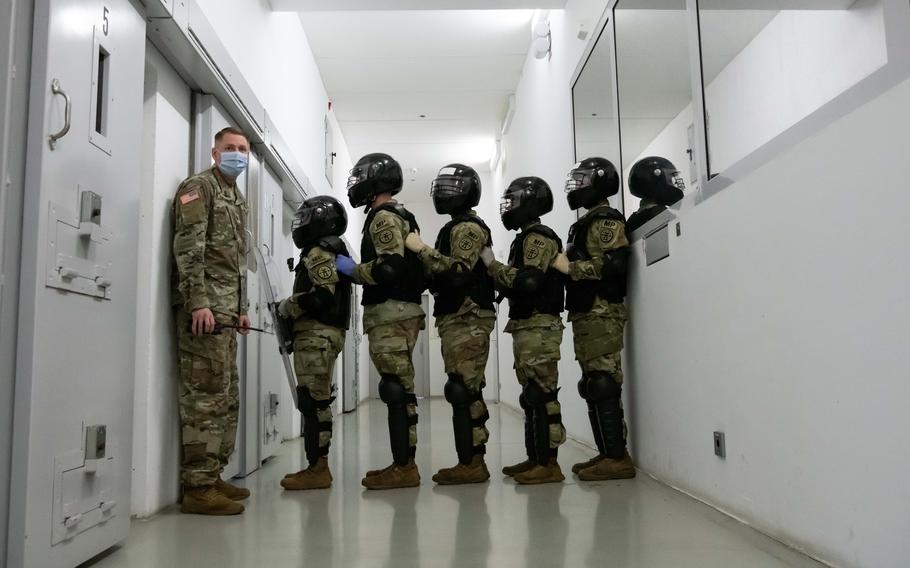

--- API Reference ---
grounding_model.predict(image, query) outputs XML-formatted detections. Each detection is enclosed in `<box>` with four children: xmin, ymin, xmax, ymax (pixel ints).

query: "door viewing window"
<box><xmin>697</xmin><ymin>0</ymin><xmax>888</xmax><ymax>176</ymax></box>
<box><xmin>615</xmin><ymin>0</ymin><xmax>693</xmax><ymax>213</ymax></box>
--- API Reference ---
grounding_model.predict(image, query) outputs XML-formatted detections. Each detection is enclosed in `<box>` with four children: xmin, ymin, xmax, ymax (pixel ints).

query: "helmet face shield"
<box><xmin>499</xmin><ymin>189</ymin><xmax>523</xmax><ymax>216</ymax></box>
<box><xmin>430</xmin><ymin>164</ymin><xmax>480</xmax><ymax>215</ymax></box>
<box><xmin>565</xmin><ymin>168</ymin><xmax>596</xmax><ymax>194</ymax></box>
<box><xmin>565</xmin><ymin>158</ymin><xmax>619</xmax><ymax>210</ymax></box>
<box><xmin>668</xmin><ymin>170</ymin><xmax>686</xmax><ymax>191</ymax></box>
<box><xmin>430</xmin><ymin>176</ymin><xmax>464</xmax><ymax>201</ymax></box>
<box><xmin>500</xmin><ymin>187</ymin><xmax>530</xmax><ymax>230</ymax></box>
<box><xmin>347</xmin><ymin>167</ymin><xmax>367</xmax><ymax>191</ymax></box>
<box><xmin>292</xmin><ymin>196</ymin><xmax>347</xmax><ymax>248</ymax></box>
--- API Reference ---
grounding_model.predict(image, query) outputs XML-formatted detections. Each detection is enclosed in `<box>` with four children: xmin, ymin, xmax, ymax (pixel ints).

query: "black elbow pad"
<box><xmin>371</xmin><ymin>254</ymin><xmax>406</xmax><ymax>286</ymax></box>
<box><xmin>299</xmin><ymin>287</ymin><xmax>335</xmax><ymax>317</ymax></box>
<box><xmin>513</xmin><ymin>268</ymin><xmax>545</xmax><ymax>295</ymax></box>
<box><xmin>437</xmin><ymin>266</ymin><xmax>473</xmax><ymax>292</ymax></box>
<box><xmin>601</xmin><ymin>247</ymin><xmax>630</xmax><ymax>280</ymax></box>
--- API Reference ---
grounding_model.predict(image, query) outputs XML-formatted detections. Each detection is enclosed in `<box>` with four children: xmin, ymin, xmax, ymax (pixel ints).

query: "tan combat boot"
<box><xmin>432</xmin><ymin>455</ymin><xmax>490</xmax><ymax>485</ymax></box>
<box><xmin>214</xmin><ymin>477</ymin><xmax>250</xmax><ymax>500</ymax></box>
<box><xmin>502</xmin><ymin>459</ymin><xmax>536</xmax><ymax>477</ymax></box>
<box><xmin>572</xmin><ymin>455</ymin><xmax>604</xmax><ymax>475</ymax></box>
<box><xmin>181</xmin><ymin>486</ymin><xmax>245</xmax><ymax>515</ymax></box>
<box><xmin>577</xmin><ymin>452</ymin><xmax>636</xmax><ymax>481</ymax></box>
<box><xmin>281</xmin><ymin>456</ymin><xmax>332</xmax><ymax>490</ymax></box>
<box><xmin>361</xmin><ymin>459</ymin><xmax>420</xmax><ymax>490</ymax></box>
<box><xmin>514</xmin><ymin>459</ymin><xmax>565</xmax><ymax>485</ymax></box>
<box><xmin>363</xmin><ymin>463</ymin><xmax>395</xmax><ymax>478</ymax></box>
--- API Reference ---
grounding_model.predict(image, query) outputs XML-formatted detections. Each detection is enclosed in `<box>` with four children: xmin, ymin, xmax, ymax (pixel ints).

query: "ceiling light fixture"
<box><xmin>532</xmin><ymin>16</ymin><xmax>551</xmax><ymax>61</ymax></box>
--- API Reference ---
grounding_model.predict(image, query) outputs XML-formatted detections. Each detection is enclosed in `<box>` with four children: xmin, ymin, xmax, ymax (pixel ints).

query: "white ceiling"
<box><xmin>298</xmin><ymin>9</ymin><xmax>547</xmax><ymax>203</ymax></box>
<box><xmin>272</xmin><ymin>0</ymin><xmax>565</xmax><ymax>10</ymax></box>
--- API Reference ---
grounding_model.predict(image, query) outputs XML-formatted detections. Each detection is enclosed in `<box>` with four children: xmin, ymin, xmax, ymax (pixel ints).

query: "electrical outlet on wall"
<box><xmin>714</xmin><ymin>431</ymin><xmax>726</xmax><ymax>459</ymax></box>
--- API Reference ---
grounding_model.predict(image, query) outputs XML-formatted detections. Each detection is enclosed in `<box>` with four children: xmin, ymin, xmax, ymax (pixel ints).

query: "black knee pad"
<box><xmin>296</xmin><ymin>385</ymin><xmax>317</xmax><ymax>412</ymax></box>
<box><xmin>444</xmin><ymin>374</ymin><xmax>472</xmax><ymax>405</ymax></box>
<box><xmin>586</xmin><ymin>371</ymin><xmax>621</xmax><ymax>402</ymax></box>
<box><xmin>577</xmin><ymin>374</ymin><xmax>590</xmax><ymax>400</ymax></box>
<box><xmin>379</xmin><ymin>374</ymin><xmax>407</xmax><ymax>405</ymax></box>
<box><xmin>522</xmin><ymin>381</ymin><xmax>556</xmax><ymax>406</ymax></box>
<box><xmin>518</xmin><ymin>392</ymin><xmax>532</xmax><ymax>411</ymax></box>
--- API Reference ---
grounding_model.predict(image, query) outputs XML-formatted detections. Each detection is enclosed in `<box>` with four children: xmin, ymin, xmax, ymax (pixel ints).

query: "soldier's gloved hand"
<box><xmin>551</xmin><ymin>252</ymin><xmax>571</xmax><ymax>275</ymax></box>
<box><xmin>479</xmin><ymin>246</ymin><xmax>496</xmax><ymax>267</ymax></box>
<box><xmin>277</xmin><ymin>298</ymin><xmax>291</xmax><ymax>318</ymax></box>
<box><xmin>335</xmin><ymin>254</ymin><xmax>358</xmax><ymax>278</ymax></box>
<box><xmin>405</xmin><ymin>231</ymin><xmax>427</xmax><ymax>254</ymax></box>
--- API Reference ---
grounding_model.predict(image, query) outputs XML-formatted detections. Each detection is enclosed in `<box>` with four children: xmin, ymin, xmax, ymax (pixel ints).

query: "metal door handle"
<box><xmin>48</xmin><ymin>79</ymin><xmax>71</xmax><ymax>150</ymax></box>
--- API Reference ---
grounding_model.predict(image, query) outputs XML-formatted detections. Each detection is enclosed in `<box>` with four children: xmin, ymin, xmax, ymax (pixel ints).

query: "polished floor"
<box><xmin>87</xmin><ymin>399</ymin><xmax>823</xmax><ymax>568</ymax></box>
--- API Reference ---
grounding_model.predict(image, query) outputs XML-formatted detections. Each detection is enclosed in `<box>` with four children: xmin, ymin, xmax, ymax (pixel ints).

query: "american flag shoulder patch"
<box><xmin>180</xmin><ymin>189</ymin><xmax>200</xmax><ymax>205</ymax></box>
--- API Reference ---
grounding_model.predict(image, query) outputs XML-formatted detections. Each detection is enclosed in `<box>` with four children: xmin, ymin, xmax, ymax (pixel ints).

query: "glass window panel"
<box><xmin>572</xmin><ymin>26</ymin><xmax>622</xmax><ymax>212</ymax></box>
<box><xmin>698</xmin><ymin>0</ymin><xmax>888</xmax><ymax>176</ymax></box>
<box><xmin>615</xmin><ymin>0</ymin><xmax>694</xmax><ymax>218</ymax></box>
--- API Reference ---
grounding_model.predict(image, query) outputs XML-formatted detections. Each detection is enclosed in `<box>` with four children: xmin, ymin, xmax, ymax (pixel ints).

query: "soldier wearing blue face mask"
<box><xmin>171</xmin><ymin>126</ymin><xmax>253</xmax><ymax>515</ymax></box>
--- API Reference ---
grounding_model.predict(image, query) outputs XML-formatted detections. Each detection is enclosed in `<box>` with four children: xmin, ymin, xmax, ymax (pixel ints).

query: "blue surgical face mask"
<box><xmin>218</xmin><ymin>151</ymin><xmax>249</xmax><ymax>179</ymax></box>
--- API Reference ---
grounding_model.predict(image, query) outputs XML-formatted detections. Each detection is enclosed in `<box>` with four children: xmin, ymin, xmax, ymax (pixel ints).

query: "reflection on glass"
<box><xmin>615</xmin><ymin>0</ymin><xmax>693</xmax><ymax>216</ymax></box>
<box><xmin>572</xmin><ymin>26</ymin><xmax>622</xmax><ymax>211</ymax></box>
<box><xmin>699</xmin><ymin>0</ymin><xmax>887</xmax><ymax>175</ymax></box>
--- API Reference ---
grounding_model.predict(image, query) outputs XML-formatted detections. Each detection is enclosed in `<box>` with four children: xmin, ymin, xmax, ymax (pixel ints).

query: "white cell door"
<box><xmin>8</xmin><ymin>2</ymin><xmax>146</xmax><ymax>567</ymax></box>
<box><xmin>236</xmin><ymin>153</ymin><xmax>262</xmax><ymax>477</ymax></box>
<box><xmin>192</xmin><ymin>95</ymin><xmax>249</xmax><ymax>480</ymax></box>
<box><xmin>342</xmin><ymin>292</ymin><xmax>360</xmax><ymax>412</ymax></box>
<box><xmin>258</xmin><ymin>167</ymin><xmax>286</xmax><ymax>461</ymax></box>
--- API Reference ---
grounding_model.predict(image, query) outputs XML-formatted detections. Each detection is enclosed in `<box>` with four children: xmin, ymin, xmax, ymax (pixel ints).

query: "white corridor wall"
<box><xmin>498</xmin><ymin>1</ymin><xmax>910</xmax><ymax>567</ymax></box>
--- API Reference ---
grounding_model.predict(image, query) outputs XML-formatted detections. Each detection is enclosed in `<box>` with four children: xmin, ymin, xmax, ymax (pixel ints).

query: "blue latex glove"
<box><xmin>335</xmin><ymin>254</ymin><xmax>357</xmax><ymax>278</ymax></box>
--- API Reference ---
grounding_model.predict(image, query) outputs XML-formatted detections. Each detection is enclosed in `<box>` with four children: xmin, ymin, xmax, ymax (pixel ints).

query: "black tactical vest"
<box><xmin>566</xmin><ymin>206</ymin><xmax>627</xmax><ymax>312</ymax></box>
<box><xmin>430</xmin><ymin>214</ymin><xmax>495</xmax><ymax>317</ymax></box>
<box><xmin>293</xmin><ymin>236</ymin><xmax>352</xmax><ymax>329</ymax></box>
<box><xmin>360</xmin><ymin>202</ymin><xmax>427</xmax><ymax>306</ymax></box>
<box><xmin>506</xmin><ymin>224</ymin><xmax>565</xmax><ymax>320</ymax></box>
<box><xmin>626</xmin><ymin>204</ymin><xmax>665</xmax><ymax>234</ymax></box>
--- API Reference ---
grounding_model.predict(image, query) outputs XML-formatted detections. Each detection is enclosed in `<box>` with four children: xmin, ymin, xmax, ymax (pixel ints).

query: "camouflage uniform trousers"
<box><xmin>437</xmin><ymin>312</ymin><xmax>496</xmax><ymax>449</ymax></box>
<box><xmin>293</xmin><ymin>325</ymin><xmax>346</xmax><ymax>453</ymax></box>
<box><xmin>509</xmin><ymin>323</ymin><xmax>567</xmax><ymax>449</ymax></box>
<box><xmin>367</xmin><ymin>316</ymin><xmax>425</xmax><ymax>449</ymax></box>
<box><xmin>175</xmin><ymin>309</ymin><xmax>240</xmax><ymax>488</ymax></box>
<box><xmin>571</xmin><ymin>305</ymin><xmax>629</xmax><ymax>441</ymax></box>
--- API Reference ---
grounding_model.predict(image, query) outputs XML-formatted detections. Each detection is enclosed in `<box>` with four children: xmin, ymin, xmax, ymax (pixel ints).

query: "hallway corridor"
<box><xmin>86</xmin><ymin>399</ymin><xmax>824</xmax><ymax>568</ymax></box>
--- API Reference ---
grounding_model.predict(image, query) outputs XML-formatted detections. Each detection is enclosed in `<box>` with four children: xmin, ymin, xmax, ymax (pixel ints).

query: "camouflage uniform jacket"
<box><xmin>566</xmin><ymin>203</ymin><xmax>629</xmax><ymax>322</ymax></box>
<box><xmin>417</xmin><ymin>211</ymin><xmax>495</xmax><ymax>322</ymax></box>
<box><xmin>355</xmin><ymin>201</ymin><xmax>426</xmax><ymax>332</ymax></box>
<box><xmin>488</xmin><ymin>222</ymin><xmax>564</xmax><ymax>333</ymax></box>
<box><xmin>172</xmin><ymin>166</ymin><xmax>248</xmax><ymax>320</ymax></box>
<box><xmin>287</xmin><ymin>245</ymin><xmax>346</xmax><ymax>333</ymax></box>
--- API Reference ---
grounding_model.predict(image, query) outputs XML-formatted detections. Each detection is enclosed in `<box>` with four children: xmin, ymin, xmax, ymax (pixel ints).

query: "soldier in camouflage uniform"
<box><xmin>336</xmin><ymin>153</ymin><xmax>427</xmax><ymax>490</ymax></box>
<box><xmin>552</xmin><ymin>157</ymin><xmax>636</xmax><ymax>481</ymax></box>
<box><xmin>480</xmin><ymin>177</ymin><xmax>567</xmax><ymax>485</ymax></box>
<box><xmin>278</xmin><ymin>196</ymin><xmax>352</xmax><ymax>491</ymax></box>
<box><xmin>404</xmin><ymin>164</ymin><xmax>495</xmax><ymax>485</ymax></box>
<box><xmin>625</xmin><ymin>156</ymin><xmax>685</xmax><ymax>234</ymax></box>
<box><xmin>171</xmin><ymin>127</ymin><xmax>252</xmax><ymax>515</ymax></box>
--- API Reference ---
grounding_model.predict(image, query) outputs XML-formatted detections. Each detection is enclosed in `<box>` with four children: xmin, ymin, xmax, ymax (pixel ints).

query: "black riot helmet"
<box><xmin>500</xmin><ymin>177</ymin><xmax>553</xmax><ymax>231</ymax></box>
<box><xmin>565</xmin><ymin>157</ymin><xmax>619</xmax><ymax>211</ymax></box>
<box><xmin>292</xmin><ymin>195</ymin><xmax>348</xmax><ymax>249</ymax></box>
<box><xmin>347</xmin><ymin>153</ymin><xmax>403</xmax><ymax>208</ymax></box>
<box><xmin>431</xmin><ymin>163</ymin><xmax>481</xmax><ymax>215</ymax></box>
<box><xmin>628</xmin><ymin>156</ymin><xmax>686</xmax><ymax>206</ymax></box>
